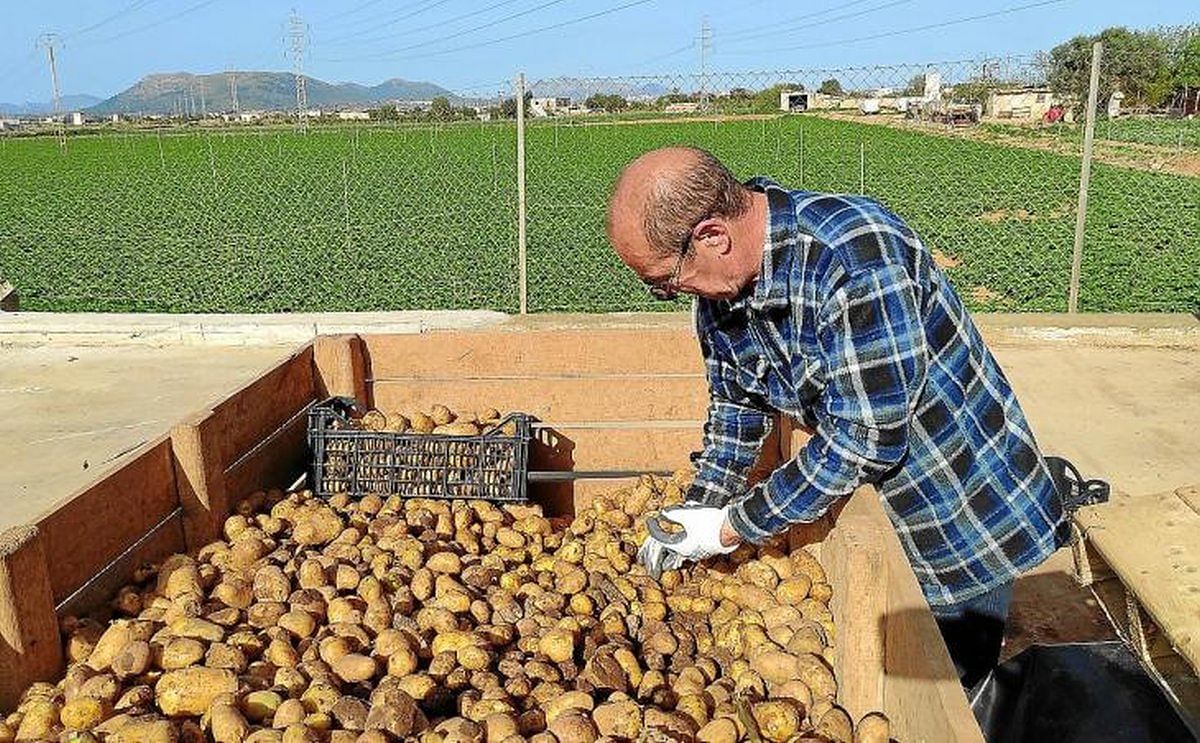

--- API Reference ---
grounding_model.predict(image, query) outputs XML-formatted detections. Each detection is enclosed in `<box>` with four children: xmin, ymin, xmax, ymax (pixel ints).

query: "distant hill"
<box><xmin>0</xmin><ymin>94</ymin><xmax>103</xmax><ymax>117</ymax></box>
<box><xmin>88</xmin><ymin>72</ymin><xmax>455</xmax><ymax>115</ymax></box>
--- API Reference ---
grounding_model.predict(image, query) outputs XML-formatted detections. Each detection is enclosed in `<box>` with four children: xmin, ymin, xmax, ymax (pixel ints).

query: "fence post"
<box><xmin>515</xmin><ymin>73</ymin><xmax>528</xmax><ymax>315</ymax></box>
<box><xmin>1069</xmin><ymin>41</ymin><xmax>1102</xmax><ymax>314</ymax></box>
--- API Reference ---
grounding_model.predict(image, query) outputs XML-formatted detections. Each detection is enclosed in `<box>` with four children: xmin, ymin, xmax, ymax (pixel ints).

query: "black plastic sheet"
<box><xmin>972</xmin><ymin>642</ymin><xmax>1197</xmax><ymax>742</ymax></box>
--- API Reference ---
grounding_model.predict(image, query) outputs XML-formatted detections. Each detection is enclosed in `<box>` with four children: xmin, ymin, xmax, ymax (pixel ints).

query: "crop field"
<box><xmin>0</xmin><ymin>115</ymin><xmax>1196</xmax><ymax>313</ymax></box>
<box><xmin>983</xmin><ymin>116</ymin><xmax>1200</xmax><ymax>149</ymax></box>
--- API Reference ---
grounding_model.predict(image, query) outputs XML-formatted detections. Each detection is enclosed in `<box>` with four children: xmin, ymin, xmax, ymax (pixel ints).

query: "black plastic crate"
<box><xmin>307</xmin><ymin>396</ymin><xmax>531</xmax><ymax>502</ymax></box>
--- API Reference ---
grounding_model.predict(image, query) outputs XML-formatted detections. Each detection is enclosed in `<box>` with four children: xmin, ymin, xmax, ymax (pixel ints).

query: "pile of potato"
<box><xmin>2</xmin><ymin>472</ymin><xmax>892</xmax><ymax>743</ymax></box>
<box><xmin>346</xmin><ymin>405</ymin><xmax>519</xmax><ymax>439</ymax></box>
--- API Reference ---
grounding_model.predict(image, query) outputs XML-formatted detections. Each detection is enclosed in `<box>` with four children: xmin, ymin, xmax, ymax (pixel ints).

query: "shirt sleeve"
<box><xmin>727</xmin><ymin>263</ymin><xmax>928</xmax><ymax>541</ymax></box>
<box><xmin>686</xmin><ymin>336</ymin><xmax>773</xmax><ymax>507</ymax></box>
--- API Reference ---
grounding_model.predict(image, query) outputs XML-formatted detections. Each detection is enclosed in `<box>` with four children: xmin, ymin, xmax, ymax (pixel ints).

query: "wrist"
<box><xmin>719</xmin><ymin>517</ymin><xmax>741</xmax><ymax>548</ymax></box>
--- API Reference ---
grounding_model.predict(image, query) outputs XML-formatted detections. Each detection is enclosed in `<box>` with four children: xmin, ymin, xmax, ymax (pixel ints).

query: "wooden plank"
<box><xmin>202</xmin><ymin>345</ymin><xmax>315</xmax><ymax>465</ymax></box>
<box><xmin>370</xmin><ymin>375</ymin><xmax>708</xmax><ymax>423</ymax></box>
<box><xmin>1075</xmin><ymin>489</ymin><xmax>1200</xmax><ymax>672</ymax></box>
<box><xmin>171</xmin><ymin>414</ymin><xmax>228</xmax><ymax>550</ymax></box>
<box><xmin>55</xmin><ymin>512</ymin><xmax>185</xmax><ymax>620</ymax></box>
<box><xmin>0</xmin><ymin>526</ymin><xmax>61</xmax><ymax>711</ymax></box>
<box><xmin>224</xmin><ymin>412</ymin><xmax>310</xmax><ymax>507</ymax></box>
<box><xmin>825</xmin><ymin>498</ymin><xmax>888</xmax><ymax>722</ymax></box>
<box><xmin>530</xmin><ymin>426</ymin><xmax>702</xmax><ymax>472</ymax></box>
<box><xmin>36</xmin><ymin>437</ymin><xmax>179</xmax><ymax>605</ymax></box>
<box><xmin>315</xmin><ymin>334</ymin><xmax>369</xmax><ymax>405</ymax></box>
<box><xmin>834</xmin><ymin>489</ymin><xmax>984</xmax><ymax>743</ymax></box>
<box><xmin>362</xmin><ymin>329</ymin><xmax>704</xmax><ymax>378</ymax></box>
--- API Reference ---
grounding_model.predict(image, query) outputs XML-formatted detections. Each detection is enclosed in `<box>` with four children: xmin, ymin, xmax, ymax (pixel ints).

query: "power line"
<box><xmin>732</xmin><ymin>0</ymin><xmax>1072</xmax><ymax>55</ymax></box>
<box><xmin>314</xmin><ymin>0</ymin><xmax>394</xmax><ymax>26</ymax></box>
<box><xmin>393</xmin><ymin>0</ymin><xmax>657</xmax><ymax>61</ymax></box>
<box><xmin>320</xmin><ymin>0</ymin><xmax>528</xmax><ymax>50</ymax></box>
<box><xmin>316</xmin><ymin>0</ymin><xmax>457</xmax><ymax>45</ymax></box>
<box><xmin>321</xmin><ymin>0</ymin><xmax>575</xmax><ymax>61</ymax></box>
<box><xmin>64</xmin><ymin>0</ymin><xmax>158</xmax><ymax>41</ymax></box>
<box><xmin>86</xmin><ymin>0</ymin><xmax>225</xmax><ymax>45</ymax></box>
<box><xmin>721</xmin><ymin>0</ymin><xmax>916</xmax><ymax>45</ymax></box>
<box><xmin>719</xmin><ymin>0</ymin><xmax>882</xmax><ymax>40</ymax></box>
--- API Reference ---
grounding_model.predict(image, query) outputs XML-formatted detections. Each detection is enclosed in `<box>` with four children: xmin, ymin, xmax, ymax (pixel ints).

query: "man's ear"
<box><xmin>693</xmin><ymin>218</ymin><xmax>732</xmax><ymax>255</ymax></box>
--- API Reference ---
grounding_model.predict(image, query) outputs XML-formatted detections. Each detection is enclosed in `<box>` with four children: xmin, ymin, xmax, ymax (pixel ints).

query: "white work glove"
<box><xmin>638</xmin><ymin>503</ymin><xmax>738</xmax><ymax>578</ymax></box>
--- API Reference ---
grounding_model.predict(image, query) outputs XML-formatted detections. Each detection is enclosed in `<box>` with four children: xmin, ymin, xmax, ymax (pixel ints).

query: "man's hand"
<box><xmin>637</xmin><ymin>503</ymin><xmax>742</xmax><ymax>578</ymax></box>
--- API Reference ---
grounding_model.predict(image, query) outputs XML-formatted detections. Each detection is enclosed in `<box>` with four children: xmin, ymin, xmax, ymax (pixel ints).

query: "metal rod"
<box><xmin>527</xmin><ymin>470</ymin><xmax>673</xmax><ymax>482</ymax></box>
<box><xmin>1069</xmin><ymin>41</ymin><xmax>1102</xmax><ymax>315</ymax></box>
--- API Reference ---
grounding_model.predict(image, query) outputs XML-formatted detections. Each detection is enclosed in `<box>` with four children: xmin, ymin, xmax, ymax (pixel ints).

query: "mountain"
<box><xmin>0</xmin><ymin>94</ymin><xmax>103</xmax><ymax>117</ymax></box>
<box><xmin>87</xmin><ymin>72</ymin><xmax>455</xmax><ymax>115</ymax></box>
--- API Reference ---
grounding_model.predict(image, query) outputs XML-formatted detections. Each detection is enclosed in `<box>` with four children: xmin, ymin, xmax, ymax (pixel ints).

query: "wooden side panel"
<box><xmin>203</xmin><ymin>345</ymin><xmax>315</xmax><ymax>464</ymax></box>
<box><xmin>0</xmin><ymin>526</ymin><xmax>61</xmax><ymax>711</ymax></box>
<box><xmin>54</xmin><ymin>514</ymin><xmax>185</xmax><ymax>621</ymax></box>
<box><xmin>363</xmin><ymin>329</ymin><xmax>705</xmax><ymax>378</ymax></box>
<box><xmin>36</xmin><ymin>438</ymin><xmax>179</xmax><ymax>605</ymax></box>
<box><xmin>224</xmin><ymin>413</ymin><xmax>310</xmax><ymax>503</ymax></box>
<box><xmin>835</xmin><ymin>489</ymin><xmax>985</xmax><ymax>743</ymax></box>
<box><xmin>824</xmin><ymin>496</ymin><xmax>888</xmax><ymax>723</ymax></box>
<box><xmin>1075</xmin><ymin>488</ymin><xmax>1200</xmax><ymax>672</ymax></box>
<box><xmin>315</xmin><ymin>335</ymin><xmax>369</xmax><ymax>406</ymax></box>
<box><xmin>370</xmin><ymin>376</ymin><xmax>708</xmax><ymax>423</ymax></box>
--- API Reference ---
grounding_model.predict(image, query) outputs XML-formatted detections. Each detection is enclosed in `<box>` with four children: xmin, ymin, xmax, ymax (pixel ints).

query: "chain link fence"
<box><xmin>0</xmin><ymin>46</ymin><xmax>1196</xmax><ymax>314</ymax></box>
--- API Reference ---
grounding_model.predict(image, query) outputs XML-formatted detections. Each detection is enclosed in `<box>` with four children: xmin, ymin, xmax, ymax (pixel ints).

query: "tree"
<box><xmin>430</xmin><ymin>96</ymin><xmax>452</xmax><ymax>120</ymax></box>
<box><xmin>1048</xmin><ymin>27</ymin><xmax>1171</xmax><ymax>113</ymax></box>
<box><xmin>584</xmin><ymin>93</ymin><xmax>628</xmax><ymax>113</ymax></box>
<box><xmin>752</xmin><ymin>83</ymin><xmax>801</xmax><ymax>113</ymax></box>
<box><xmin>901</xmin><ymin>74</ymin><xmax>925</xmax><ymax>97</ymax></box>
<box><xmin>371</xmin><ymin>104</ymin><xmax>398</xmax><ymax>121</ymax></box>
<box><xmin>498</xmin><ymin>91</ymin><xmax>532</xmax><ymax>119</ymax></box>
<box><xmin>818</xmin><ymin>78</ymin><xmax>844</xmax><ymax>96</ymax></box>
<box><xmin>950</xmin><ymin>80</ymin><xmax>993</xmax><ymax>106</ymax></box>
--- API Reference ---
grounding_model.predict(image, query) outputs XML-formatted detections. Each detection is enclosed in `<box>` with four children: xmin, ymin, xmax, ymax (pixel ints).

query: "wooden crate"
<box><xmin>1072</xmin><ymin>486</ymin><xmax>1200</xmax><ymax>720</ymax></box>
<box><xmin>0</xmin><ymin>328</ymin><xmax>983</xmax><ymax>740</ymax></box>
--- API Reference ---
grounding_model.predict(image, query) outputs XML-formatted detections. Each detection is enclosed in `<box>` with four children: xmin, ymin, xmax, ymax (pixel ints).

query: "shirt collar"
<box><xmin>735</xmin><ymin>176</ymin><xmax>794</xmax><ymax>312</ymax></box>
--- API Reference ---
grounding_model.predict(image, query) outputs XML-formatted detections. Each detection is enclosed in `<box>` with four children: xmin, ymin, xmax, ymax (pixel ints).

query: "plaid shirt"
<box><xmin>692</xmin><ymin>177</ymin><xmax>1062</xmax><ymax>607</ymax></box>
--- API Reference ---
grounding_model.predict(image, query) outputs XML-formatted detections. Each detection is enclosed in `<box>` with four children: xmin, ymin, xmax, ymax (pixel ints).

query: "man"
<box><xmin>605</xmin><ymin>146</ymin><xmax>1064</xmax><ymax>690</ymax></box>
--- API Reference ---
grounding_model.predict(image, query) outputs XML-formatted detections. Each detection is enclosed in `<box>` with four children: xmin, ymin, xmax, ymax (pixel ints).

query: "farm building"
<box><xmin>986</xmin><ymin>86</ymin><xmax>1059</xmax><ymax>120</ymax></box>
<box><xmin>336</xmin><ymin>111</ymin><xmax>370</xmax><ymax>121</ymax></box>
<box><xmin>664</xmin><ymin>102</ymin><xmax>700</xmax><ymax>114</ymax></box>
<box><xmin>530</xmin><ymin>96</ymin><xmax>571</xmax><ymax>117</ymax></box>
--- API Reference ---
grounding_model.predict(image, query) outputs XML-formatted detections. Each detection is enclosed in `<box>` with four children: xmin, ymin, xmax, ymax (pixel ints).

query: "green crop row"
<box><xmin>0</xmin><ymin>116</ymin><xmax>1195</xmax><ymax>314</ymax></box>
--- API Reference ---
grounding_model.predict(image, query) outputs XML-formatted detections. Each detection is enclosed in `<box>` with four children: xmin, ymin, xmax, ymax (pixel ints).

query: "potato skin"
<box><xmin>18</xmin><ymin>470</ymin><xmax>891</xmax><ymax>743</ymax></box>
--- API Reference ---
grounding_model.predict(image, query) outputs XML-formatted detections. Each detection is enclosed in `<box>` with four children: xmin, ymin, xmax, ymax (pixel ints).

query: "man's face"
<box><xmin>608</xmin><ymin>212</ymin><xmax>746</xmax><ymax>302</ymax></box>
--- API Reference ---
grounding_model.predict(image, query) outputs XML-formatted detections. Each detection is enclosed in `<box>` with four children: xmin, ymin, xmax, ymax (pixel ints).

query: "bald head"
<box><xmin>606</xmin><ymin>147</ymin><xmax>751</xmax><ymax>272</ymax></box>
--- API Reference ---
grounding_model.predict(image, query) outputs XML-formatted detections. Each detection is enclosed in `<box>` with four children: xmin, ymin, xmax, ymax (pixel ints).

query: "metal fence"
<box><xmin>0</xmin><ymin>44</ymin><xmax>1196</xmax><ymax>314</ymax></box>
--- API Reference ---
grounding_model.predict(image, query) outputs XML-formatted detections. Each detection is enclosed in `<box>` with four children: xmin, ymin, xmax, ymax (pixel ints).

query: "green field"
<box><xmin>0</xmin><ymin>116</ymin><xmax>1196</xmax><ymax>313</ymax></box>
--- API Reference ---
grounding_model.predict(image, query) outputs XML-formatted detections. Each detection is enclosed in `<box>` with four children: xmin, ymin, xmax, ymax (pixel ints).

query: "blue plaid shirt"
<box><xmin>693</xmin><ymin>177</ymin><xmax>1062</xmax><ymax>607</ymax></box>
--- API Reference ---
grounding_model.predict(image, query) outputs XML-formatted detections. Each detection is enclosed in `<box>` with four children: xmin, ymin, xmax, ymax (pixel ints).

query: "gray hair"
<box><xmin>643</xmin><ymin>147</ymin><xmax>750</xmax><ymax>257</ymax></box>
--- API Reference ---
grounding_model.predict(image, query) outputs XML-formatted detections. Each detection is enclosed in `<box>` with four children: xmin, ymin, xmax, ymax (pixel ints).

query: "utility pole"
<box><xmin>699</xmin><ymin>17</ymin><xmax>712</xmax><ymax>111</ymax></box>
<box><xmin>229</xmin><ymin>69</ymin><xmax>240</xmax><ymax>114</ymax></box>
<box><xmin>288</xmin><ymin>9</ymin><xmax>309</xmax><ymax>130</ymax></box>
<box><xmin>38</xmin><ymin>33</ymin><xmax>66</xmax><ymax>146</ymax></box>
<box><xmin>198</xmin><ymin>78</ymin><xmax>207</xmax><ymax>118</ymax></box>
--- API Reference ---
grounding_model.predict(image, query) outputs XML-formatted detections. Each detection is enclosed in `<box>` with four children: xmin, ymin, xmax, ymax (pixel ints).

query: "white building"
<box><xmin>69</xmin><ymin>112</ymin><xmax>85</xmax><ymax>126</ymax></box>
<box><xmin>530</xmin><ymin>96</ymin><xmax>570</xmax><ymax>117</ymax></box>
<box><xmin>337</xmin><ymin>111</ymin><xmax>370</xmax><ymax>121</ymax></box>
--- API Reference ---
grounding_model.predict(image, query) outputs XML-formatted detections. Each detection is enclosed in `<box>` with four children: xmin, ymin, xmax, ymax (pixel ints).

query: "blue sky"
<box><xmin>0</xmin><ymin>0</ymin><xmax>1195</xmax><ymax>102</ymax></box>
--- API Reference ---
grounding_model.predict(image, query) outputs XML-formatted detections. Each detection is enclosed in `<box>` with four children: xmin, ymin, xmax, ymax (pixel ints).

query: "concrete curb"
<box><xmin>0</xmin><ymin>311</ymin><xmax>510</xmax><ymax>347</ymax></box>
<box><xmin>0</xmin><ymin>311</ymin><xmax>1195</xmax><ymax>348</ymax></box>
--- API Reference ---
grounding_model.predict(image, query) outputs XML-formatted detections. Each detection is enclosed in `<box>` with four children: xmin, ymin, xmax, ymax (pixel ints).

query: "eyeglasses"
<box><xmin>647</xmin><ymin>236</ymin><xmax>691</xmax><ymax>301</ymax></box>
